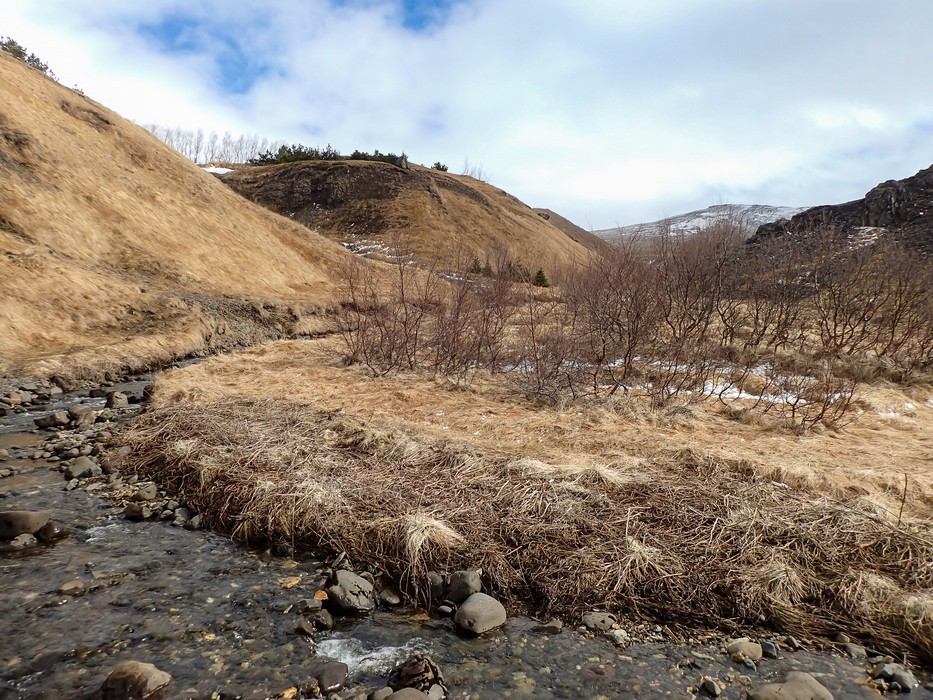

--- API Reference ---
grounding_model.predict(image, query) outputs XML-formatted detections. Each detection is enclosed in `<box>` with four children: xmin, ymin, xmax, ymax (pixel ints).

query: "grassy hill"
<box><xmin>0</xmin><ymin>52</ymin><xmax>351</xmax><ymax>379</ymax></box>
<box><xmin>218</xmin><ymin>160</ymin><xmax>594</xmax><ymax>277</ymax></box>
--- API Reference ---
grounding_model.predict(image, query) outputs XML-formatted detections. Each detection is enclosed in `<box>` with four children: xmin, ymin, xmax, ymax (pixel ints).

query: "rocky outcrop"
<box><xmin>751</xmin><ymin>165</ymin><xmax>933</xmax><ymax>254</ymax></box>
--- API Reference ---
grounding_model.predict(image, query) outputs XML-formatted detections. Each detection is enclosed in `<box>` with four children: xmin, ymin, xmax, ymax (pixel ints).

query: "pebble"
<box><xmin>581</xmin><ymin>611</ymin><xmax>617</xmax><ymax>633</ymax></box>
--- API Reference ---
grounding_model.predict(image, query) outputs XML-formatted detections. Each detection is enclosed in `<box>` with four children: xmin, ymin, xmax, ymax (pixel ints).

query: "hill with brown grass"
<box><xmin>0</xmin><ymin>52</ymin><xmax>352</xmax><ymax>380</ymax></box>
<box><xmin>217</xmin><ymin>160</ymin><xmax>593</xmax><ymax>276</ymax></box>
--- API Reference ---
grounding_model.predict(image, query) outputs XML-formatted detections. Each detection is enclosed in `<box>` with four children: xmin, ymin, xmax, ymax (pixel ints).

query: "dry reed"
<box><xmin>116</xmin><ymin>398</ymin><xmax>933</xmax><ymax>663</ymax></box>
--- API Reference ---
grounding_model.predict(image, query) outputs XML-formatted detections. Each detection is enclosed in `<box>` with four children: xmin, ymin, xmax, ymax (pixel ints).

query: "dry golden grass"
<box><xmin>0</xmin><ymin>53</ymin><xmax>352</xmax><ymax>377</ymax></box>
<box><xmin>121</xmin><ymin>337</ymin><xmax>933</xmax><ymax>661</ymax></box>
<box><xmin>151</xmin><ymin>338</ymin><xmax>933</xmax><ymax>509</ymax></box>
<box><xmin>220</xmin><ymin>160</ymin><xmax>593</xmax><ymax>277</ymax></box>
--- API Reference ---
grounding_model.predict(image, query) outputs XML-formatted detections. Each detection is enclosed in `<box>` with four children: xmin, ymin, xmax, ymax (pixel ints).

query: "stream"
<box><xmin>0</xmin><ymin>377</ymin><xmax>929</xmax><ymax>699</ymax></box>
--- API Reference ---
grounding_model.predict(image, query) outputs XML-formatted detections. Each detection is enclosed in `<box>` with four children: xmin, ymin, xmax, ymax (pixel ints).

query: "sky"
<box><xmin>3</xmin><ymin>0</ymin><xmax>933</xmax><ymax>230</ymax></box>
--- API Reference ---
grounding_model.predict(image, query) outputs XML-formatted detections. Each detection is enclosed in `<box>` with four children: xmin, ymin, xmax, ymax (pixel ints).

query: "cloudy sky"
<box><xmin>3</xmin><ymin>0</ymin><xmax>933</xmax><ymax>229</ymax></box>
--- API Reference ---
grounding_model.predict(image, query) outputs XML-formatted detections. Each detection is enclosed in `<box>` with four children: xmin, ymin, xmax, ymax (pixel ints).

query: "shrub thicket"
<box><xmin>337</xmin><ymin>222</ymin><xmax>933</xmax><ymax>429</ymax></box>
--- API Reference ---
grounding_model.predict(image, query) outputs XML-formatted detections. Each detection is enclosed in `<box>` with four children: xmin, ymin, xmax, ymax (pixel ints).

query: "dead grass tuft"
<box><xmin>117</xmin><ymin>397</ymin><xmax>933</xmax><ymax>662</ymax></box>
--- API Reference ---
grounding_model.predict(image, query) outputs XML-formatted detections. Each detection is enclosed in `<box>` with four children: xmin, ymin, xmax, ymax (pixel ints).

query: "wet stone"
<box><xmin>307</xmin><ymin>609</ymin><xmax>333</xmax><ymax>631</ymax></box>
<box><xmin>9</xmin><ymin>533</ymin><xmax>38</xmax><ymax>549</ymax></box>
<box><xmin>311</xmin><ymin>660</ymin><xmax>348</xmax><ymax>693</ymax></box>
<box><xmin>761</xmin><ymin>640</ymin><xmax>779</xmax><ymax>659</ymax></box>
<box><xmin>872</xmin><ymin>663</ymin><xmax>918</xmax><ymax>692</ymax></box>
<box><xmin>326</xmin><ymin>569</ymin><xmax>375</xmax><ymax>614</ymax></box>
<box><xmin>0</xmin><ymin>509</ymin><xmax>52</xmax><ymax>539</ymax></box>
<box><xmin>379</xmin><ymin>587</ymin><xmax>402</xmax><ymax>607</ymax></box>
<box><xmin>293</xmin><ymin>618</ymin><xmax>316</xmax><ymax>637</ymax></box>
<box><xmin>98</xmin><ymin>660</ymin><xmax>172</xmax><ymax>699</ymax></box>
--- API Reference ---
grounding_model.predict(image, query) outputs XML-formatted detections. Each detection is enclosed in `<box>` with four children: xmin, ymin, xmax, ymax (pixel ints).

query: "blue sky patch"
<box><xmin>399</xmin><ymin>0</ymin><xmax>461</xmax><ymax>30</ymax></box>
<box><xmin>138</xmin><ymin>14</ymin><xmax>268</xmax><ymax>94</ymax></box>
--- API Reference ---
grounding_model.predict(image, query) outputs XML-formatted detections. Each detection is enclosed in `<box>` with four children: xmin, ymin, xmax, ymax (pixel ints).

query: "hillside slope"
<box><xmin>532</xmin><ymin>208</ymin><xmax>613</xmax><ymax>254</ymax></box>
<box><xmin>0</xmin><ymin>52</ymin><xmax>351</xmax><ymax>378</ymax></box>
<box><xmin>218</xmin><ymin>161</ymin><xmax>593</xmax><ymax>276</ymax></box>
<box><xmin>751</xmin><ymin>165</ymin><xmax>933</xmax><ymax>254</ymax></box>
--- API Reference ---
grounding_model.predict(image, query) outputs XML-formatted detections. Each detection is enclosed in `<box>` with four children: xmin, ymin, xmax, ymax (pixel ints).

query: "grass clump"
<box><xmin>116</xmin><ymin>397</ymin><xmax>933</xmax><ymax>663</ymax></box>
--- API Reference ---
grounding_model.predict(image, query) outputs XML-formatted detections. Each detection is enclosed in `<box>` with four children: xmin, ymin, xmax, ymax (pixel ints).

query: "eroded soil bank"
<box><xmin>1</xmin><ymin>382</ymin><xmax>931</xmax><ymax>699</ymax></box>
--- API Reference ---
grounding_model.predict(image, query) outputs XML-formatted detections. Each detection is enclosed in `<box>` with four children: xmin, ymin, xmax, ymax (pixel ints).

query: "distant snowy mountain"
<box><xmin>594</xmin><ymin>204</ymin><xmax>809</xmax><ymax>240</ymax></box>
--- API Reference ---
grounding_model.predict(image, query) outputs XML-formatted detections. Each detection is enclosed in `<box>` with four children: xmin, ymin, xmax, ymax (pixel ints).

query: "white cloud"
<box><xmin>2</xmin><ymin>0</ymin><xmax>933</xmax><ymax>228</ymax></box>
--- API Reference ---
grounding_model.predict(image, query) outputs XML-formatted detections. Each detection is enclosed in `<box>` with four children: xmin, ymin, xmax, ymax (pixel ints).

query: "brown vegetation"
<box><xmin>218</xmin><ymin>159</ymin><xmax>592</xmax><ymax>278</ymax></box>
<box><xmin>0</xmin><ymin>51</ymin><xmax>351</xmax><ymax>379</ymax></box>
<box><xmin>120</xmin><ymin>366</ymin><xmax>933</xmax><ymax>661</ymax></box>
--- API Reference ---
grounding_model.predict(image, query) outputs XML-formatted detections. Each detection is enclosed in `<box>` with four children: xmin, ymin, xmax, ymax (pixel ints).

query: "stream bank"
<box><xmin>1</xmin><ymin>378</ymin><xmax>930</xmax><ymax>699</ymax></box>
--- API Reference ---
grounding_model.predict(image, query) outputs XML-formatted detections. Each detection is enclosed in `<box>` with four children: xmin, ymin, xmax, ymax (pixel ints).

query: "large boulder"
<box><xmin>0</xmin><ymin>510</ymin><xmax>52</xmax><ymax>539</ymax></box>
<box><xmin>97</xmin><ymin>660</ymin><xmax>172</xmax><ymax>699</ymax></box>
<box><xmin>326</xmin><ymin>569</ymin><xmax>375</xmax><ymax>613</ymax></box>
<box><xmin>454</xmin><ymin>592</ymin><xmax>506</xmax><ymax>634</ymax></box>
<box><xmin>748</xmin><ymin>672</ymin><xmax>833</xmax><ymax>700</ymax></box>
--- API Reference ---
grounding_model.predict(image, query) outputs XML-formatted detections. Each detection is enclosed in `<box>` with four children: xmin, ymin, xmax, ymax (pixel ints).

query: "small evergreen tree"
<box><xmin>432</xmin><ymin>162</ymin><xmax>448</xmax><ymax>171</ymax></box>
<box><xmin>533</xmin><ymin>268</ymin><xmax>550</xmax><ymax>287</ymax></box>
<box><xmin>1</xmin><ymin>37</ymin><xmax>56</xmax><ymax>79</ymax></box>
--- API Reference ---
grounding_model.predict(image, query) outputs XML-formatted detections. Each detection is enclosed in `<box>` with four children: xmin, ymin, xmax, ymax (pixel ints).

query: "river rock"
<box><xmin>379</xmin><ymin>587</ymin><xmax>402</xmax><ymax>606</ymax></box>
<box><xmin>388</xmin><ymin>654</ymin><xmax>447</xmax><ymax>699</ymax></box>
<box><xmin>727</xmin><ymin>637</ymin><xmax>763</xmax><ymax>662</ymax></box>
<box><xmin>700</xmin><ymin>676</ymin><xmax>722</xmax><ymax>697</ymax></box>
<box><xmin>9</xmin><ymin>533</ymin><xmax>38</xmax><ymax>549</ymax></box>
<box><xmin>132</xmin><ymin>482</ymin><xmax>158</xmax><ymax>501</ymax></box>
<box><xmin>581</xmin><ymin>611</ymin><xmax>617</xmax><ymax>632</ymax></box>
<box><xmin>97</xmin><ymin>660</ymin><xmax>172</xmax><ymax>699</ymax></box>
<box><xmin>307</xmin><ymin>608</ymin><xmax>334</xmax><ymax>631</ymax></box>
<box><xmin>454</xmin><ymin>592</ymin><xmax>506</xmax><ymax>634</ymax></box>
<box><xmin>446</xmin><ymin>570</ymin><xmax>482</xmax><ymax>604</ymax></box>
<box><xmin>35</xmin><ymin>521</ymin><xmax>67</xmax><ymax>543</ymax></box>
<box><xmin>0</xmin><ymin>510</ymin><xmax>53</xmax><ymax>539</ymax></box>
<box><xmin>0</xmin><ymin>449</ymin><xmax>9</xmax><ymax>461</ymax></box>
<box><xmin>34</xmin><ymin>411</ymin><xmax>70</xmax><ymax>429</ymax></box>
<box><xmin>326</xmin><ymin>569</ymin><xmax>375</xmax><ymax>613</ymax></box>
<box><xmin>105</xmin><ymin>391</ymin><xmax>129</xmax><ymax>409</ymax></box>
<box><xmin>872</xmin><ymin>662</ymin><xmax>918</xmax><ymax>691</ymax></box>
<box><xmin>65</xmin><ymin>456</ymin><xmax>96</xmax><ymax>480</ymax></box>
<box><xmin>747</xmin><ymin>671</ymin><xmax>832</xmax><ymax>700</ymax></box>
<box><xmin>311</xmin><ymin>661</ymin><xmax>348</xmax><ymax>693</ymax></box>
<box><xmin>294</xmin><ymin>618</ymin><xmax>316</xmax><ymax>637</ymax></box>
<box><xmin>124</xmin><ymin>504</ymin><xmax>153</xmax><ymax>521</ymax></box>
<box><xmin>388</xmin><ymin>690</ymin><xmax>429</xmax><ymax>700</ymax></box>
<box><xmin>68</xmin><ymin>404</ymin><xmax>96</xmax><ymax>429</ymax></box>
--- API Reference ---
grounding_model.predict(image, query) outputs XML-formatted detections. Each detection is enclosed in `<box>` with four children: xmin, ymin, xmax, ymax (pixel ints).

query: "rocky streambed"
<box><xmin>1</xmin><ymin>378</ymin><xmax>931</xmax><ymax>699</ymax></box>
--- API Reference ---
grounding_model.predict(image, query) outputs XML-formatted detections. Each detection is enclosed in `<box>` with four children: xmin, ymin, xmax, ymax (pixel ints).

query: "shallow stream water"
<box><xmin>1</xmin><ymin>385</ymin><xmax>930</xmax><ymax>699</ymax></box>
